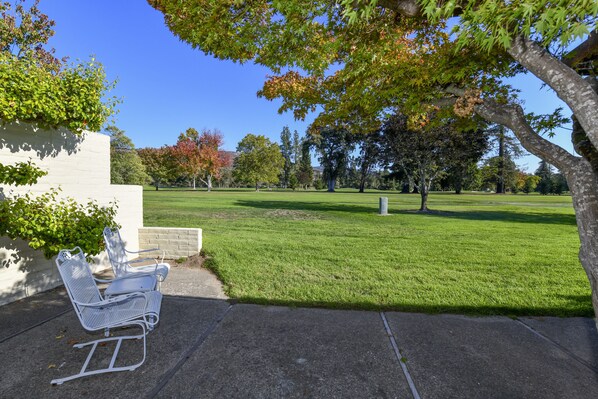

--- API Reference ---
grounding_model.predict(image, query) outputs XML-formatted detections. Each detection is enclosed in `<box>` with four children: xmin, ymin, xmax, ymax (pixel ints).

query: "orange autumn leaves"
<box><xmin>171</xmin><ymin>130</ymin><xmax>233</xmax><ymax>184</ymax></box>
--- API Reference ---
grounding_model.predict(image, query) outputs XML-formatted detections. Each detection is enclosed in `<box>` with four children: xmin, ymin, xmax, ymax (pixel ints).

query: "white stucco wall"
<box><xmin>0</xmin><ymin>122</ymin><xmax>143</xmax><ymax>305</ymax></box>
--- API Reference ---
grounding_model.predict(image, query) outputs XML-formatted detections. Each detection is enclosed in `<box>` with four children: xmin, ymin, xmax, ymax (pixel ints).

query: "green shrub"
<box><xmin>0</xmin><ymin>188</ymin><xmax>118</xmax><ymax>259</ymax></box>
<box><xmin>0</xmin><ymin>161</ymin><xmax>47</xmax><ymax>185</ymax></box>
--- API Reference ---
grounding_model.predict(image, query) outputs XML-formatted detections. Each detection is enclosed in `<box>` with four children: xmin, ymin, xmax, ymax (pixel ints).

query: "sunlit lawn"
<box><xmin>144</xmin><ymin>188</ymin><xmax>591</xmax><ymax>317</ymax></box>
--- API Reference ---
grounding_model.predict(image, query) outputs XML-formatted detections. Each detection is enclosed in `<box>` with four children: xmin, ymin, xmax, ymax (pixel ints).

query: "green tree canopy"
<box><xmin>138</xmin><ymin>147</ymin><xmax>176</xmax><ymax>190</ymax></box>
<box><xmin>106</xmin><ymin>125</ymin><xmax>150</xmax><ymax>186</ymax></box>
<box><xmin>149</xmin><ymin>0</ymin><xmax>598</xmax><ymax>321</ymax></box>
<box><xmin>234</xmin><ymin>134</ymin><xmax>284</xmax><ymax>190</ymax></box>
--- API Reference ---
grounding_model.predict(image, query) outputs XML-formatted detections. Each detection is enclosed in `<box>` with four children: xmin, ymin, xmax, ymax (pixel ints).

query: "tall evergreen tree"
<box><xmin>296</xmin><ymin>139</ymin><xmax>314</xmax><ymax>190</ymax></box>
<box><xmin>106</xmin><ymin>125</ymin><xmax>150</xmax><ymax>185</ymax></box>
<box><xmin>535</xmin><ymin>161</ymin><xmax>554</xmax><ymax>195</ymax></box>
<box><xmin>279</xmin><ymin>126</ymin><xmax>293</xmax><ymax>188</ymax></box>
<box><xmin>292</xmin><ymin>130</ymin><xmax>301</xmax><ymax>165</ymax></box>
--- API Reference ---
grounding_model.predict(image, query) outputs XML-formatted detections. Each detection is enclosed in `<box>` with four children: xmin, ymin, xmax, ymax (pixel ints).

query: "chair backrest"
<box><xmin>103</xmin><ymin>226</ymin><xmax>130</xmax><ymax>278</ymax></box>
<box><xmin>56</xmin><ymin>246</ymin><xmax>86</xmax><ymax>266</ymax></box>
<box><xmin>55</xmin><ymin>248</ymin><xmax>102</xmax><ymax>327</ymax></box>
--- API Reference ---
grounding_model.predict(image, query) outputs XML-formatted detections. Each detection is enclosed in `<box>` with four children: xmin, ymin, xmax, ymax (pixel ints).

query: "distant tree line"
<box><xmin>109</xmin><ymin>116</ymin><xmax>569</xmax><ymax>201</ymax></box>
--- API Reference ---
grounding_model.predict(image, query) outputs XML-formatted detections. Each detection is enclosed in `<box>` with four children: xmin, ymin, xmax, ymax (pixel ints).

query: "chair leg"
<box><xmin>51</xmin><ymin>322</ymin><xmax>147</xmax><ymax>385</ymax></box>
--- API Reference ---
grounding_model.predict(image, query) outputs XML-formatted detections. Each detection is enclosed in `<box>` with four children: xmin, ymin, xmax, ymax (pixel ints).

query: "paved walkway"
<box><xmin>0</xmin><ymin>266</ymin><xmax>597</xmax><ymax>398</ymax></box>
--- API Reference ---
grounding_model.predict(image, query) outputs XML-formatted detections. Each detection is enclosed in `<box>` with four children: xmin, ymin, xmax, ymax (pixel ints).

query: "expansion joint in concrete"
<box><xmin>515</xmin><ymin>318</ymin><xmax>598</xmax><ymax>375</ymax></box>
<box><xmin>380</xmin><ymin>312</ymin><xmax>421</xmax><ymax>399</ymax></box>
<box><xmin>0</xmin><ymin>308</ymin><xmax>72</xmax><ymax>345</ymax></box>
<box><xmin>145</xmin><ymin>303</ymin><xmax>234</xmax><ymax>398</ymax></box>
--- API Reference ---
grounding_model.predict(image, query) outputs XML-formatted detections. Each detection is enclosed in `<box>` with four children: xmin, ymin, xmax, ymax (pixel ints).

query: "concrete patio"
<box><xmin>0</xmin><ymin>265</ymin><xmax>597</xmax><ymax>398</ymax></box>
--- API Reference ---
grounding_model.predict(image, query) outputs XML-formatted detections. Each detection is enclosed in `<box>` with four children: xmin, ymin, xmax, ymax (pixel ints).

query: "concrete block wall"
<box><xmin>139</xmin><ymin>227</ymin><xmax>202</xmax><ymax>258</ymax></box>
<box><xmin>0</xmin><ymin>122</ymin><xmax>144</xmax><ymax>306</ymax></box>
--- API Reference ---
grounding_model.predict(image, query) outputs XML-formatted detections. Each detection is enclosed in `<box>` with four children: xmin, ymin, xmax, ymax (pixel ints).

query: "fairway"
<box><xmin>144</xmin><ymin>189</ymin><xmax>591</xmax><ymax>317</ymax></box>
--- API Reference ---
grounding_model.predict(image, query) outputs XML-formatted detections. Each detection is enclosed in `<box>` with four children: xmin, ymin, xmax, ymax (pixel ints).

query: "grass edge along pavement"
<box><xmin>143</xmin><ymin>188</ymin><xmax>592</xmax><ymax>317</ymax></box>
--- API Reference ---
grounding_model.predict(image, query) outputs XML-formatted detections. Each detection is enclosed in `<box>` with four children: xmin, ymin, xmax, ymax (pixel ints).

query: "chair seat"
<box><xmin>129</xmin><ymin>263</ymin><xmax>170</xmax><ymax>280</ymax></box>
<box><xmin>81</xmin><ymin>291</ymin><xmax>163</xmax><ymax>330</ymax></box>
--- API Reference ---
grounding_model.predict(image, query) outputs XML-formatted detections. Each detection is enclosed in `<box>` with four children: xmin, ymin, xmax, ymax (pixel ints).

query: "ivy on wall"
<box><xmin>0</xmin><ymin>1</ymin><xmax>119</xmax><ymax>259</ymax></box>
<box><xmin>0</xmin><ymin>189</ymin><xmax>118</xmax><ymax>259</ymax></box>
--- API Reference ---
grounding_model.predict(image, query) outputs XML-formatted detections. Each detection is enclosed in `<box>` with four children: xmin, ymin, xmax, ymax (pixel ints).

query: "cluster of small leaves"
<box><xmin>418</xmin><ymin>0</ymin><xmax>597</xmax><ymax>51</ymax></box>
<box><xmin>0</xmin><ymin>0</ymin><xmax>63</xmax><ymax>72</ymax></box>
<box><xmin>0</xmin><ymin>53</ymin><xmax>118</xmax><ymax>132</ymax></box>
<box><xmin>0</xmin><ymin>160</ymin><xmax>46</xmax><ymax>185</ymax></box>
<box><xmin>526</xmin><ymin>107</ymin><xmax>569</xmax><ymax>138</ymax></box>
<box><xmin>453</xmin><ymin>89</ymin><xmax>483</xmax><ymax>118</ymax></box>
<box><xmin>0</xmin><ymin>188</ymin><xmax>118</xmax><ymax>259</ymax></box>
<box><xmin>0</xmin><ymin>0</ymin><xmax>118</xmax><ymax>132</ymax></box>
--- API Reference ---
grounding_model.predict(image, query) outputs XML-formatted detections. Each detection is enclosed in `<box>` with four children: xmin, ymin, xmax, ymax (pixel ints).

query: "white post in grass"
<box><xmin>379</xmin><ymin>197</ymin><xmax>388</xmax><ymax>215</ymax></box>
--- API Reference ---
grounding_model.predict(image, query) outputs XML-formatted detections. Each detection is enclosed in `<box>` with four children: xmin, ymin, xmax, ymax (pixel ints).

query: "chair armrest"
<box><xmin>128</xmin><ymin>257</ymin><xmax>158</xmax><ymax>265</ymax></box>
<box><xmin>125</xmin><ymin>248</ymin><xmax>159</xmax><ymax>254</ymax></box>
<box><xmin>94</xmin><ymin>274</ymin><xmax>153</xmax><ymax>284</ymax></box>
<box><xmin>73</xmin><ymin>292</ymin><xmax>147</xmax><ymax>308</ymax></box>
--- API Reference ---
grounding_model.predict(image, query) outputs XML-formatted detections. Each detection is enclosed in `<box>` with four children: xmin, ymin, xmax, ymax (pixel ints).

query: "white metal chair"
<box><xmin>52</xmin><ymin>248</ymin><xmax>162</xmax><ymax>385</ymax></box>
<box><xmin>56</xmin><ymin>247</ymin><xmax>158</xmax><ymax>292</ymax></box>
<box><xmin>103</xmin><ymin>227</ymin><xmax>170</xmax><ymax>284</ymax></box>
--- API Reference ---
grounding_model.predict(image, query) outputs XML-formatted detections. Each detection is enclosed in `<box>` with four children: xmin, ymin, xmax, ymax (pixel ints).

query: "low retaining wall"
<box><xmin>138</xmin><ymin>227</ymin><xmax>202</xmax><ymax>258</ymax></box>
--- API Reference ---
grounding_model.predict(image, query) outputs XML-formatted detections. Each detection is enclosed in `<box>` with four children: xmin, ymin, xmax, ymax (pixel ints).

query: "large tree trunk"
<box><xmin>207</xmin><ymin>174</ymin><xmax>212</xmax><ymax>192</ymax></box>
<box><xmin>359</xmin><ymin>161</ymin><xmax>369</xmax><ymax>193</ymax></box>
<box><xmin>471</xmin><ymin>97</ymin><xmax>598</xmax><ymax>324</ymax></box>
<box><xmin>418</xmin><ymin>170</ymin><xmax>428</xmax><ymax>212</ymax></box>
<box><xmin>566</xmin><ymin>161</ymin><xmax>598</xmax><ymax>322</ymax></box>
<box><xmin>455</xmin><ymin>178</ymin><xmax>462</xmax><ymax>195</ymax></box>
<box><xmin>192</xmin><ymin>177</ymin><xmax>196</xmax><ymax>190</ymax></box>
<box><xmin>327</xmin><ymin>178</ymin><xmax>336</xmax><ymax>192</ymax></box>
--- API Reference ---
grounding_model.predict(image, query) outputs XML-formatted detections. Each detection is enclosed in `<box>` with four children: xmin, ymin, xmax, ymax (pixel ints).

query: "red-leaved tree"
<box><xmin>172</xmin><ymin>128</ymin><xmax>232</xmax><ymax>191</ymax></box>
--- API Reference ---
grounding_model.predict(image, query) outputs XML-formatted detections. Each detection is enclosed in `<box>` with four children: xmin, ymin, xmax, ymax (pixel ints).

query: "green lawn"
<box><xmin>144</xmin><ymin>188</ymin><xmax>592</xmax><ymax>317</ymax></box>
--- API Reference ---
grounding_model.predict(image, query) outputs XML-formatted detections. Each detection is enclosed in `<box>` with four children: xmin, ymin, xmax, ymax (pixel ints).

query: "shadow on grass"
<box><xmin>395</xmin><ymin>209</ymin><xmax>577</xmax><ymax>226</ymax></box>
<box><xmin>235</xmin><ymin>199</ymin><xmax>377</xmax><ymax>214</ymax></box>
<box><xmin>235</xmin><ymin>199</ymin><xmax>577</xmax><ymax>225</ymax></box>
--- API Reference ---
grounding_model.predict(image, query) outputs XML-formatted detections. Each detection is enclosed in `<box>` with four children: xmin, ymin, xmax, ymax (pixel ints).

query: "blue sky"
<box><xmin>42</xmin><ymin>0</ymin><xmax>575</xmax><ymax>172</ymax></box>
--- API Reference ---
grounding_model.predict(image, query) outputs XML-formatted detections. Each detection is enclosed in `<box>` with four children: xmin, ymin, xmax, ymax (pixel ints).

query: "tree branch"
<box><xmin>474</xmin><ymin>99</ymin><xmax>579</xmax><ymax>172</ymax></box>
<box><xmin>377</xmin><ymin>0</ymin><xmax>422</xmax><ymax>17</ymax></box>
<box><xmin>444</xmin><ymin>85</ymin><xmax>579</xmax><ymax>170</ymax></box>
<box><xmin>507</xmin><ymin>35</ymin><xmax>598</xmax><ymax>151</ymax></box>
<box><xmin>562</xmin><ymin>31</ymin><xmax>598</xmax><ymax>72</ymax></box>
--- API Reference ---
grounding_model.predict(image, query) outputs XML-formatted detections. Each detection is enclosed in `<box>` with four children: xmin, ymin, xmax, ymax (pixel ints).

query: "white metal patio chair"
<box><xmin>103</xmin><ymin>227</ymin><xmax>170</xmax><ymax>285</ymax></box>
<box><xmin>52</xmin><ymin>248</ymin><xmax>162</xmax><ymax>385</ymax></box>
<box><xmin>56</xmin><ymin>247</ymin><xmax>158</xmax><ymax>293</ymax></box>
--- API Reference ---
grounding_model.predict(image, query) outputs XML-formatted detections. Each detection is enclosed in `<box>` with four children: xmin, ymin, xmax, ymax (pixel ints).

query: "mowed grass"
<box><xmin>144</xmin><ymin>189</ymin><xmax>592</xmax><ymax>317</ymax></box>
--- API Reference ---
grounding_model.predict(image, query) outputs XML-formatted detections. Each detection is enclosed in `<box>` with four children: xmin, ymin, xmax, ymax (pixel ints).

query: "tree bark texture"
<box><xmin>507</xmin><ymin>36</ymin><xmax>598</xmax><ymax>149</ymax></box>
<box><xmin>566</xmin><ymin>160</ymin><xmax>598</xmax><ymax>322</ymax></box>
<box><xmin>474</xmin><ymin>98</ymin><xmax>598</xmax><ymax>323</ymax></box>
<box><xmin>419</xmin><ymin>169</ymin><xmax>428</xmax><ymax>212</ymax></box>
